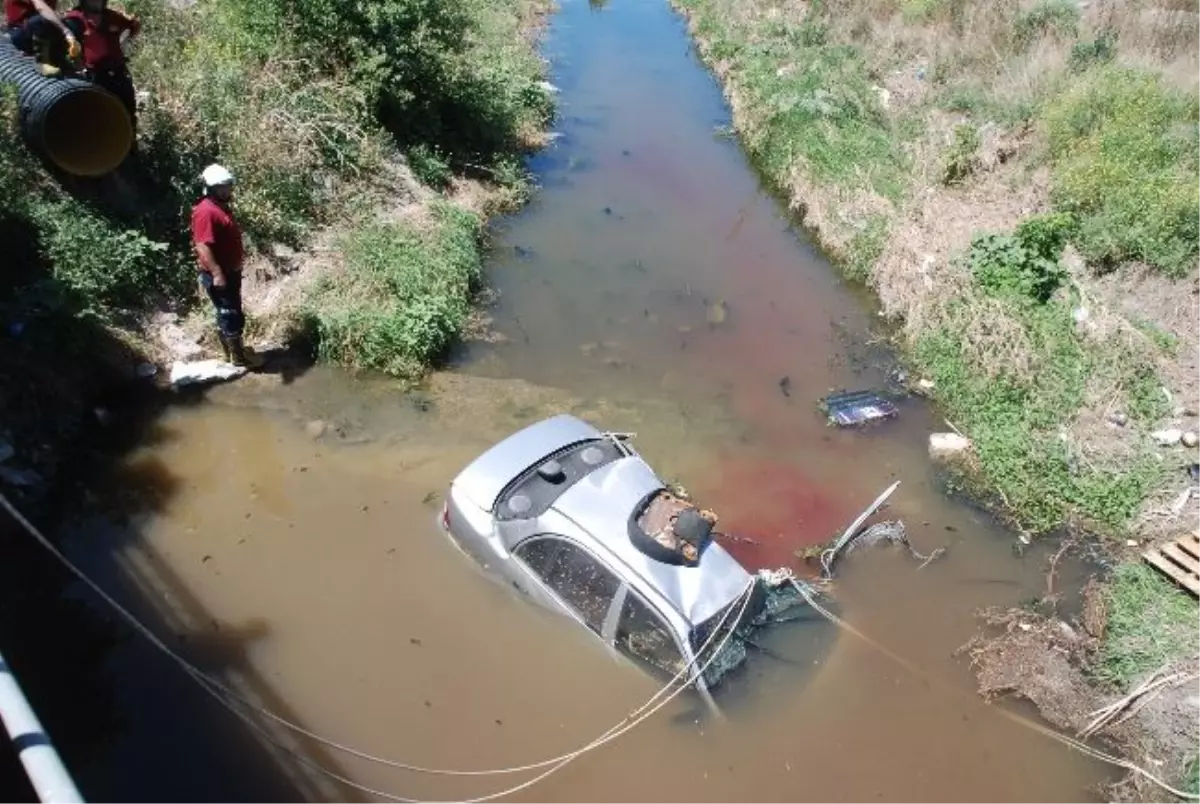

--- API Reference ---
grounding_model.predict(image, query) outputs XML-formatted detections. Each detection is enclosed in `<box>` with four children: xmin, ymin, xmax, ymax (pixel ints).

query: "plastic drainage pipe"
<box><xmin>0</xmin><ymin>650</ymin><xmax>84</xmax><ymax>803</ymax></box>
<box><xmin>0</xmin><ymin>38</ymin><xmax>132</xmax><ymax>176</ymax></box>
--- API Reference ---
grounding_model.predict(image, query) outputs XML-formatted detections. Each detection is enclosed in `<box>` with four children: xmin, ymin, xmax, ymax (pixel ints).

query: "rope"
<box><xmin>184</xmin><ymin>580</ymin><xmax>757</xmax><ymax>803</ymax></box>
<box><xmin>0</xmin><ymin>490</ymin><xmax>752</xmax><ymax>787</ymax></box>
<box><xmin>785</xmin><ymin>576</ymin><xmax>1200</xmax><ymax>802</ymax></box>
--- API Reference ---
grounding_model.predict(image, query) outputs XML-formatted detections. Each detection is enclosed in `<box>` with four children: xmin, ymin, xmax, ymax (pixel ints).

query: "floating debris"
<box><xmin>778</xmin><ymin>376</ymin><xmax>792</xmax><ymax>398</ymax></box>
<box><xmin>821</xmin><ymin>390</ymin><xmax>898</xmax><ymax>427</ymax></box>
<box><xmin>706</xmin><ymin>299</ymin><xmax>729</xmax><ymax>326</ymax></box>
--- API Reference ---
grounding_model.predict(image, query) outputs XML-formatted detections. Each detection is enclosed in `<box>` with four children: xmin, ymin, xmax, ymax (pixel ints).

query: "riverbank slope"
<box><xmin>0</xmin><ymin>0</ymin><xmax>552</xmax><ymax>493</ymax></box>
<box><xmin>670</xmin><ymin>0</ymin><xmax>1199</xmax><ymax>797</ymax></box>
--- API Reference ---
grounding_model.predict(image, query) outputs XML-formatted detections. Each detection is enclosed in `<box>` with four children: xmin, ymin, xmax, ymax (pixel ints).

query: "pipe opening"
<box><xmin>41</xmin><ymin>87</ymin><xmax>133</xmax><ymax>177</ymax></box>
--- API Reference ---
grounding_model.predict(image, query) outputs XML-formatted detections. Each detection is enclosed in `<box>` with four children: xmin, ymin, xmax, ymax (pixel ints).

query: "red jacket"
<box><xmin>5</xmin><ymin>0</ymin><xmax>58</xmax><ymax>27</ymax></box>
<box><xmin>63</xmin><ymin>6</ymin><xmax>139</xmax><ymax>69</ymax></box>
<box><xmin>191</xmin><ymin>197</ymin><xmax>245</xmax><ymax>275</ymax></box>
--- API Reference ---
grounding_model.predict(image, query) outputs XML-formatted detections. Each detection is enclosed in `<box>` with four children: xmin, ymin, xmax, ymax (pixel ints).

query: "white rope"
<box><xmin>786</xmin><ymin>578</ymin><xmax>1200</xmax><ymax>802</ymax></box>
<box><xmin>181</xmin><ymin>579</ymin><xmax>757</xmax><ymax>803</ymax></box>
<box><xmin>0</xmin><ymin>490</ymin><xmax>752</xmax><ymax>786</ymax></box>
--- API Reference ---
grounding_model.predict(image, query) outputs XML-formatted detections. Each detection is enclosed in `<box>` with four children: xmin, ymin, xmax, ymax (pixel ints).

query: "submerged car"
<box><xmin>439</xmin><ymin>414</ymin><xmax>836</xmax><ymax>709</ymax></box>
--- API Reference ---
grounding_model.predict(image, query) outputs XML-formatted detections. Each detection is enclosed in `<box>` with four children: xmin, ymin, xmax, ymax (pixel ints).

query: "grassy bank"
<box><xmin>0</xmin><ymin>0</ymin><xmax>551</xmax><ymax>488</ymax></box>
<box><xmin>672</xmin><ymin>0</ymin><xmax>1198</xmax><ymax>793</ymax></box>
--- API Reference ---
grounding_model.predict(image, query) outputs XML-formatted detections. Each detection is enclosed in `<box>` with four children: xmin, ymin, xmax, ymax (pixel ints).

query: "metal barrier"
<box><xmin>0</xmin><ymin>649</ymin><xmax>84</xmax><ymax>803</ymax></box>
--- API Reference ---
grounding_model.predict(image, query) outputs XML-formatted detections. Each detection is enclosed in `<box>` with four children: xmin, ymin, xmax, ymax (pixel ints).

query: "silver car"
<box><xmin>439</xmin><ymin>414</ymin><xmax>824</xmax><ymax>709</ymax></box>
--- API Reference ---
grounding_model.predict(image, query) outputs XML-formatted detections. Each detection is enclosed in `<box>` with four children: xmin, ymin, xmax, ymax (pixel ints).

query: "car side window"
<box><xmin>615</xmin><ymin>593</ymin><xmax>687</xmax><ymax>679</ymax></box>
<box><xmin>514</xmin><ymin>537</ymin><xmax>621</xmax><ymax>634</ymax></box>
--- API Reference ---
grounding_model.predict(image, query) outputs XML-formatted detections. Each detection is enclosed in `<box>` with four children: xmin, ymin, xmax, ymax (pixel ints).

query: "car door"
<box><xmin>511</xmin><ymin>534</ymin><xmax>622</xmax><ymax>635</ymax></box>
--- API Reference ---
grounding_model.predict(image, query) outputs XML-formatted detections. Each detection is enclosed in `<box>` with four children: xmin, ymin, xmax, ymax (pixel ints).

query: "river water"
<box><xmin>50</xmin><ymin>0</ymin><xmax>1111</xmax><ymax>800</ymax></box>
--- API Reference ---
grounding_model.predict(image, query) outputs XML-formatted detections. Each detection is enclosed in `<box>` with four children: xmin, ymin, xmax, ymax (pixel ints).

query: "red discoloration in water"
<box><xmin>693</xmin><ymin>455</ymin><xmax>856</xmax><ymax>571</ymax></box>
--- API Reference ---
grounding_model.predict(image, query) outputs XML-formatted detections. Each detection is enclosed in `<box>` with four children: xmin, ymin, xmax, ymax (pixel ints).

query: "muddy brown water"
<box><xmin>47</xmin><ymin>0</ymin><xmax>1114</xmax><ymax>800</ymax></box>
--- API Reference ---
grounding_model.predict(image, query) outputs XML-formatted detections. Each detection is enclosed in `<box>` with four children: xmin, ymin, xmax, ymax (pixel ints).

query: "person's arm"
<box><xmin>195</xmin><ymin>243</ymin><xmax>227</xmax><ymax>287</ymax></box>
<box><xmin>30</xmin><ymin>0</ymin><xmax>76</xmax><ymax>44</ymax></box>
<box><xmin>110</xmin><ymin>6</ymin><xmax>141</xmax><ymax>37</ymax></box>
<box><xmin>192</xmin><ymin>210</ymin><xmax>227</xmax><ymax>287</ymax></box>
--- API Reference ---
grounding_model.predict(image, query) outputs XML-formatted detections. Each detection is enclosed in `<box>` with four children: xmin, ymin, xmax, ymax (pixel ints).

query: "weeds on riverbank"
<box><xmin>1096</xmin><ymin>563</ymin><xmax>1198</xmax><ymax>690</ymax></box>
<box><xmin>305</xmin><ymin>203</ymin><xmax>483</xmax><ymax>378</ymax></box>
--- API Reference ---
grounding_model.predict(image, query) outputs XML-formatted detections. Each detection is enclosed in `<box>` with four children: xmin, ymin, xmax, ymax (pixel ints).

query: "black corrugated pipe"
<box><xmin>0</xmin><ymin>38</ymin><xmax>132</xmax><ymax>176</ymax></box>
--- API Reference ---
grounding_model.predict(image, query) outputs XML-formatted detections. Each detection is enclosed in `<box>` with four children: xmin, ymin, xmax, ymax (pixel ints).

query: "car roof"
<box><xmin>549</xmin><ymin>455</ymin><xmax>752</xmax><ymax>628</ymax></box>
<box><xmin>454</xmin><ymin>414</ymin><xmax>603</xmax><ymax>510</ymax></box>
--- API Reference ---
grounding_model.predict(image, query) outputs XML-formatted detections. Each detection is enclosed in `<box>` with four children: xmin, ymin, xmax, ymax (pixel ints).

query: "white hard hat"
<box><xmin>201</xmin><ymin>164</ymin><xmax>235</xmax><ymax>187</ymax></box>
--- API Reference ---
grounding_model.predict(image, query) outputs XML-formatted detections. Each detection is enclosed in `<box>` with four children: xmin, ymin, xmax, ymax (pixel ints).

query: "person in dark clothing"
<box><xmin>5</xmin><ymin>0</ymin><xmax>80</xmax><ymax>75</ymax></box>
<box><xmin>191</xmin><ymin>164</ymin><xmax>262</xmax><ymax>369</ymax></box>
<box><xmin>62</xmin><ymin>0</ymin><xmax>139</xmax><ymax>131</ymax></box>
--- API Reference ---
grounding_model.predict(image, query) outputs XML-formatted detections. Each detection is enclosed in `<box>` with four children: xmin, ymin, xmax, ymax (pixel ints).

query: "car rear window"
<box><xmin>494</xmin><ymin>438</ymin><xmax>624</xmax><ymax>521</ymax></box>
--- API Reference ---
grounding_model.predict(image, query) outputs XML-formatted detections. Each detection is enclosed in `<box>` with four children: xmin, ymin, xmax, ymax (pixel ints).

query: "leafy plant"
<box><xmin>968</xmin><ymin>213</ymin><xmax>1076</xmax><ymax>303</ymax></box>
<box><xmin>942</xmin><ymin>123</ymin><xmax>980</xmax><ymax>185</ymax></box>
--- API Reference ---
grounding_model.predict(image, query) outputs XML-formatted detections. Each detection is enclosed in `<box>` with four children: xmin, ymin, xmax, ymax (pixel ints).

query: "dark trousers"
<box><xmin>199</xmin><ymin>270</ymin><xmax>245</xmax><ymax>339</ymax></box>
<box><xmin>7</xmin><ymin>14</ymin><xmax>66</xmax><ymax>62</ymax></box>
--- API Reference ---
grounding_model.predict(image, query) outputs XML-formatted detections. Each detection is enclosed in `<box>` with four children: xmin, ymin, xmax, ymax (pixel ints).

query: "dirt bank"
<box><xmin>669</xmin><ymin>0</ymin><xmax>1199</xmax><ymax>797</ymax></box>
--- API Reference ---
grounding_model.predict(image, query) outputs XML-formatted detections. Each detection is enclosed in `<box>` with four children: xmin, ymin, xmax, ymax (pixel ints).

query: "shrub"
<box><xmin>968</xmin><ymin>213</ymin><xmax>1076</xmax><ymax>303</ymax></box>
<box><xmin>1044</xmin><ymin>67</ymin><xmax>1199</xmax><ymax>276</ymax></box>
<box><xmin>1068</xmin><ymin>29</ymin><xmax>1118</xmax><ymax>73</ymax></box>
<box><xmin>1013</xmin><ymin>0</ymin><xmax>1079</xmax><ymax>48</ymax></box>
<box><xmin>942</xmin><ymin>123</ymin><xmax>980</xmax><ymax>185</ymax></box>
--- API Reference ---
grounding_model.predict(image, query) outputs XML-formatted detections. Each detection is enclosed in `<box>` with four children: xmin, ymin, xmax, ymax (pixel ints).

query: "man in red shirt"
<box><xmin>62</xmin><ymin>0</ymin><xmax>140</xmax><ymax>132</ymax></box>
<box><xmin>191</xmin><ymin>164</ymin><xmax>262</xmax><ymax>369</ymax></box>
<box><xmin>5</xmin><ymin>0</ymin><xmax>81</xmax><ymax>75</ymax></box>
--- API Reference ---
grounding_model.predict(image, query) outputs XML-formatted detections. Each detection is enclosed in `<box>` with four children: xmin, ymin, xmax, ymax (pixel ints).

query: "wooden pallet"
<box><xmin>1142</xmin><ymin>531</ymin><xmax>1200</xmax><ymax>597</ymax></box>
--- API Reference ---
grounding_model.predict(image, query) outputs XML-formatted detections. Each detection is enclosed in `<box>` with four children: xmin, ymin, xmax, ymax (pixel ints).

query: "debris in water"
<box><xmin>305</xmin><ymin>420</ymin><xmax>327</xmax><ymax>439</ymax></box>
<box><xmin>706</xmin><ymin>299</ymin><xmax>729</xmax><ymax>326</ymax></box>
<box><xmin>410</xmin><ymin>638</ymin><xmax>422</xmax><ymax>646</ymax></box>
<box><xmin>778</xmin><ymin>376</ymin><xmax>792</xmax><ymax>398</ymax></box>
<box><xmin>603</xmin><ymin>206</ymin><xmax>613</xmax><ymax>215</ymax></box>
<box><xmin>929</xmin><ymin>432</ymin><xmax>972</xmax><ymax>461</ymax></box>
<box><xmin>821</xmin><ymin>390</ymin><xmax>898</xmax><ymax>427</ymax></box>
<box><xmin>169</xmin><ymin>359</ymin><xmax>246</xmax><ymax>387</ymax></box>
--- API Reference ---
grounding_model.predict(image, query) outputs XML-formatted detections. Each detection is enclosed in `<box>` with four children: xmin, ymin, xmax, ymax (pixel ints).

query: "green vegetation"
<box><xmin>306</xmin><ymin>204</ymin><xmax>482</xmax><ymax>378</ymax></box>
<box><xmin>1096</xmin><ymin>563</ymin><xmax>1198</xmax><ymax>689</ymax></box>
<box><xmin>679</xmin><ymin>0</ymin><xmax>907</xmax><ymax>201</ymax></box>
<box><xmin>914</xmin><ymin>317</ymin><xmax>1163</xmax><ymax>535</ymax></box>
<box><xmin>1044</xmin><ymin>66</ymin><xmax>1199</xmax><ymax>276</ymax></box>
<box><xmin>1186</xmin><ymin>755</ymin><xmax>1199</xmax><ymax>798</ymax></box>
<box><xmin>941</xmin><ymin>123</ymin><xmax>980</xmax><ymax>186</ymax></box>
<box><xmin>1013</xmin><ymin>0</ymin><xmax>1079</xmax><ymax>48</ymax></box>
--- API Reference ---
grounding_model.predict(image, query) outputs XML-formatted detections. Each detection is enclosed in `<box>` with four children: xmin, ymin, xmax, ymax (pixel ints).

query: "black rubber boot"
<box><xmin>217</xmin><ymin>333</ymin><xmax>233</xmax><ymax>363</ymax></box>
<box><xmin>227</xmin><ymin>335</ymin><xmax>263</xmax><ymax>369</ymax></box>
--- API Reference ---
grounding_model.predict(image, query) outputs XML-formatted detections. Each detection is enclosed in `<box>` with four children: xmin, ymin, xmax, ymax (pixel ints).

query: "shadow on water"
<box><xmin>0</xmin><ymin>375</ymin><xmax>351</xmax><ymax>801</ymax></box>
